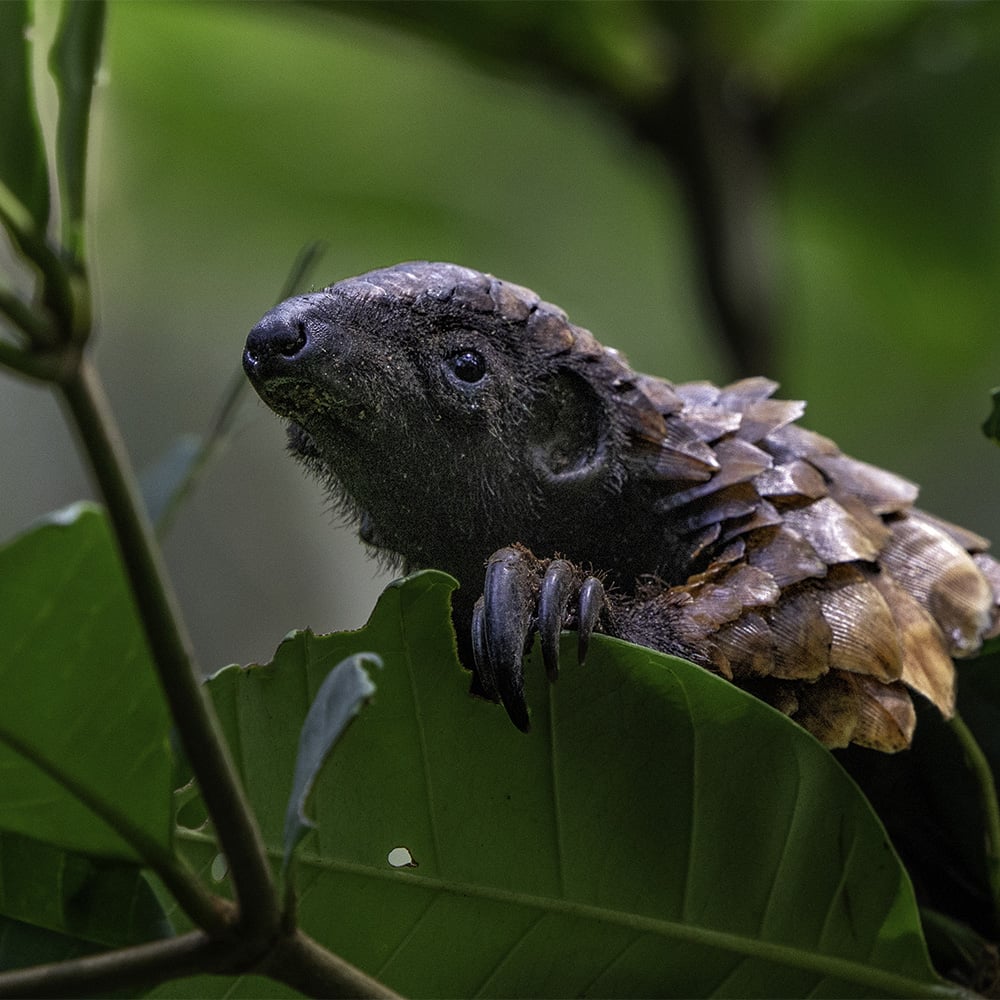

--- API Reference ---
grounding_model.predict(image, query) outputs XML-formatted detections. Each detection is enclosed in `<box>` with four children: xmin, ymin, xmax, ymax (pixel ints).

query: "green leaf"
<box><xmin>0</xmin><ymin>503</ymin><xmax>174</xmax><ymax>862</ymax></box>
<box><xmin>282</xmin><ymin>652</ymin><xmax>379</xmax><ymax>876</ymax></box>
<box><xmin>983</xmin><ymin>388</ymin><xmax>1000</xmax><ymax>445</ymax></box>
<box><xmin>0</xmin><ymin>831</ymin><xmax>172</xmax><ymax>949</ymax></box>
<box><xmin>49</xmin><ymin>0</ymin><xmax>106</xmax><ymax>262</ymax></box>
<box><xmin>180</xmin><ymin>571</ymin><xmax>953</xmax><ymax>998</ymax></box>
<box><xmin>0</xmin><ymin>0</ymin><xmax>50</xmax><ymax>231</ymax></box>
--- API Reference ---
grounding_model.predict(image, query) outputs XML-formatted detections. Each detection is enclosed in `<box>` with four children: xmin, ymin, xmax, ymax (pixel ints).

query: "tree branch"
<box><xmin>0</xmin><ymin>925</ymin><xmax>403</xmax><ymax>1000</ymax></box>
<box><xmin>0</xmin><ymin>931</ymin><xmax>231</xmax><ymax>999</ymax></box>
<box><xmin>637</xmin><ymin>66</ymin><xmax>779</xmax><ymax>379</ymax></box>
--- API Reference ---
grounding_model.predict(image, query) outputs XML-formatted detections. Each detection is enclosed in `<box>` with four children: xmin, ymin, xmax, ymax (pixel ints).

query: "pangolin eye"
<box><xmin>448</xmin><ymin>350</ymin><xmax>487</xmax><ymax>384</ymax></box>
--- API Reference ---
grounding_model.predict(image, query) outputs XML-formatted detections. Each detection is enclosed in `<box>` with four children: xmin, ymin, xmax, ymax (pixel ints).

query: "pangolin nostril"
<box><xmin>244</xmin><ymin>302</ymin><xmax>314</xmax><ymax>372</ymax></box>
<box><xmin>279</xmin><ymin>319</ymin><xmax>308</xmax><ymax>358</ymax></box>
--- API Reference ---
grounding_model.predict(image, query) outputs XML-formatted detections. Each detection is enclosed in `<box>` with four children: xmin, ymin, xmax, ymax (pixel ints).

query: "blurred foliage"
<box><xmin>328</xmin><ymin>0</ymin><xmax>1000</xmax><ymax>384</ymax></box>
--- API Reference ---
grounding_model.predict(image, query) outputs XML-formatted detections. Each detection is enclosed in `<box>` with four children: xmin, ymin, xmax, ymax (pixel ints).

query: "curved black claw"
<box><xmin>577</xmin><ymin>576</ymin><xmax>605</xmax><ymax>664</ymax></box>
<box><xmin>471</xmin><ymin>597</ymin><xmax>497</xmax><ymax>701</ymax></box>
<box><xmin>481</xmin><ymin>547</ymin><xmax>533</xmax><ymax>732</ymax></box>
<box><xmin>473</xmin><ymin>547</ymin><xmax>610</xmax><ymax>732</ymax></box>
<box><xmin>538</xmin><ymin>560</ymin><xmax>575</xmax><ymax>682</ymax></box>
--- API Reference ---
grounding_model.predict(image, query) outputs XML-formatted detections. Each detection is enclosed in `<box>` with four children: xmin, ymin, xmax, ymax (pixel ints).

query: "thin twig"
<box><xmin>58</xmin><ymin>357</ymin><xmax>281</xmax><ymax>946</ymax></box>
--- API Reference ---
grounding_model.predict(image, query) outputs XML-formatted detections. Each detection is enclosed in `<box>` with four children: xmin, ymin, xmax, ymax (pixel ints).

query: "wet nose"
<box><xmin>243</xmin><ymin>298</ymin><xmax>312</xmax><ymax>377</ymax></box>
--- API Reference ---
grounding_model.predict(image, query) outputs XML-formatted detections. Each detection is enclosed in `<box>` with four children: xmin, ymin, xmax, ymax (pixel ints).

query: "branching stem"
<box><xmin>58</xmin><ymin>357</ymin><xmax>281</xmax><ymax>945</ymax></box>
<box><xmin>0</xmin><ymin>927</ymin><xmax>399</xmax><ymax>1000</ymax></box>
<box><xmin>0</xmin><ymin>932</ymin><xmax>228</xmax><ymax>999</ymax></box>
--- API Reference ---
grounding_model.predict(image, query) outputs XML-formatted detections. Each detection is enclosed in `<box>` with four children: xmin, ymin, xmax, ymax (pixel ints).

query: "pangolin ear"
<box><xmin>528</xmin><ymin>369</ymin><xmax>614</xmax><ymax>489</ymax></box>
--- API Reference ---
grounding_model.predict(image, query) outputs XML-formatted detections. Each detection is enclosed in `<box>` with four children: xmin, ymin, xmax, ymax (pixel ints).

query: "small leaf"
<box><xmin>49</xmin><ymin>0</ymin><xmax>106</xmax><ymax>262</ymax></box>
<box><xmin>983</xmin><ymin>387</ymin><xmax>1000</xmax><ymax>445</ymax></box>
<box><xmin>282</xmin><ymin>652</ymin><xmax>380</xmax><ymax>875</ymax></box>
<box><xmin>0</xmin><ymin>0</ymin><xmax>50</xmax><ymax>231</ymax></box>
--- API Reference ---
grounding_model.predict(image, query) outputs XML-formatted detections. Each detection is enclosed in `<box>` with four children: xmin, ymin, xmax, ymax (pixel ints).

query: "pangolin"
<box><xmin>243</xmin><ymin>261</ymin><xmax>1000</xmax><ymax>751</ymax></box>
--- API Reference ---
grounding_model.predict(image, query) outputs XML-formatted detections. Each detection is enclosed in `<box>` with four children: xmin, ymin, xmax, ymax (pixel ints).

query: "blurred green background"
<box><xmin>3</xmin><ymin>1</ymin><xmax>999</xmax><ymax>674</ymax></box>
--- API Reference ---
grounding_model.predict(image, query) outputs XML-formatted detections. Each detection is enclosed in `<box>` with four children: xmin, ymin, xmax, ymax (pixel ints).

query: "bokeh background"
<box><xmin>3</xmin><ymin>1</ymin><xmax>1000</xmax><ymax>675</ymax></box>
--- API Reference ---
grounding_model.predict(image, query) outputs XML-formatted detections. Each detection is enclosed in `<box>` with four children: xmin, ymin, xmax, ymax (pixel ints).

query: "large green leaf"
<box><xmin>0</xmin><ymin>504</ymin><xmax>173</xmax><ymax>862</ymax></box>
<box><xmin>0</xmin><ymin>0</ymin><xmax>50</xmax><ymax>232</ymax></box>
<box><xmin>172</xmin><ymin>571</ymin><xmax>954</xmax><ymax>998</ymax></box>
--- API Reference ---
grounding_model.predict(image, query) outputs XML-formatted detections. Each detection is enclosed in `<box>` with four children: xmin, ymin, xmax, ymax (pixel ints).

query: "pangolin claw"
<box><xmin>470</xmin><ymin>597</ymin><xmax>496</xmax><ymax>700</ymax></box>
<box><xmin>577</xmin><ymin>576</ymin><xmax>605</xmax><ymax>664</ymax></box>
<box><xmin>474</xmin><ymin>547</ymin><xmax>608</xmax><ymax>732</ymax></box>
<box><xmin>481</xmin><ymin>547</ymin><xmax>532</xmax><ymax>732</ymax></box>
<box><xmin>539</xmin><ymin>559</ymin><xmax>575</xmax><ymax>681</ymax></box>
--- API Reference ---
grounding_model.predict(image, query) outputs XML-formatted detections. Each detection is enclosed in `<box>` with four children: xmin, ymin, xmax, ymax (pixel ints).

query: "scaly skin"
<box><xmin>244</xmin><ymin>261</ymin><xmax>1000</xmax><ymax>751</ymax></box>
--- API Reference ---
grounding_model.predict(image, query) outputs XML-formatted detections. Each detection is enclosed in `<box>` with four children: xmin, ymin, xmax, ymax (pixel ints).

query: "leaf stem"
<box><xmin>58</xmin><ymin>357</ymin><xmax>281</xmax><ymax>945</ymax></box>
